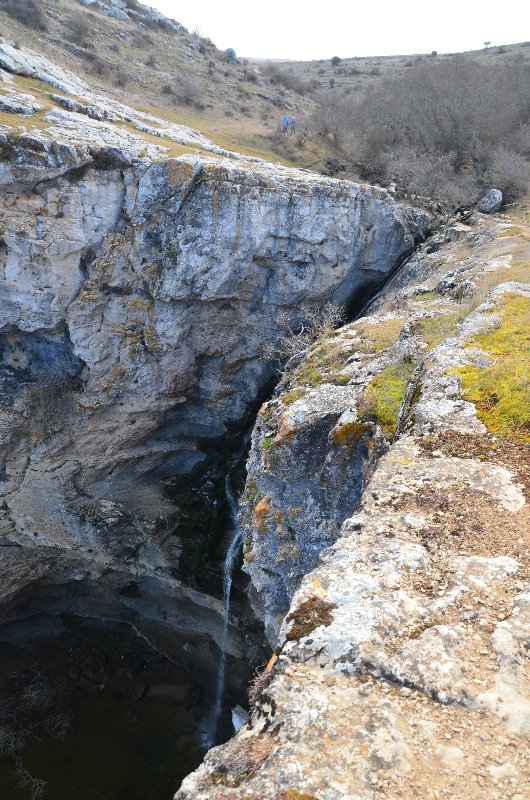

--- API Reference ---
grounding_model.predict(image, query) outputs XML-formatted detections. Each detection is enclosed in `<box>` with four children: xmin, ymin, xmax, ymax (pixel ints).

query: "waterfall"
<box><xmin>203</xmin><ymin>475</ymin><xmax>242</xmax><ymax>749</ymax></box>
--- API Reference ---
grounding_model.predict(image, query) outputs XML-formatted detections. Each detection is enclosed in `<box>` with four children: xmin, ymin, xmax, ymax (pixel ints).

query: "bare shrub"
<box><xmin>0</xmin><ymin>669</ymin><xmax>72</xmax><ymax>797</ymax></box>
<box><xmin>14</xmin><ymin>759</ymin><xmax>47</xmax><ymax>800</ymax></box>
<box><xmin>262</xmin><ymin>63</ymin><xmax>310</xmax><ymax>94</ymax></box>
<box><xmin>244</xmin><ymin>68</ymin><xmax>259</xmax><ymax>84</ymax></box>
<box><xmin>248</xmin><ymin>668</ymin><xmax>274</xmax><ymax>706</ymax></box>
<box><xmin>174</xmin><ymin>77</ymin><xmax>203</xmax><ymax>107</ymax></box>
<box><xmin>0</xmin><ymin>726</ymin><xmax>24</xmax><ymax>759</ymax></box>
<box><xmin>382</xmin><ymin>147</ymin><xmax>478</xmax><ymax>207</ymax></box>
<box><xmin>133</xmin><ymin>30</ymin><xmax>155</xmax><ymax>47</ymax></box>
<box><xmin>294</xmin><ymin>119</ymin><xmax>311</xmax><ymax>146</ymax></box>
<box><xmin>114</xmin><ymin>67</ymin><xmax>130</xmax><ymax>88</ymax></box>
<box><xmin>264</xmin><ymin>303</ymin><xmax>345</xmax><ymax>367</ymax></box>
<box><xmin>310</xmin><ymin>88</ymin><xmax>362</xmax><ymax>148</ymax></box>
<box><xmin>68</xmin><ymin>11</ymin><xmax>91</xmax><ymax>46</ymax></box>
<box><xmin>0</xmin><ymin>0</ymin><xmax>47</xmax><ymax>31</ymax></box>
<box><xmin>481</xmin><ymin>145</ymin><xmax>529</xmax><ymax>201</ymax></box>
<box><xmin>313</xmin><ymin>53</ymin><xmax>530</xmax><ymax>205</ymax></box>
<box><xmin>84</xmin><ymin>52</ymin><xmax>111</xmax><ymax>78</ymax></box>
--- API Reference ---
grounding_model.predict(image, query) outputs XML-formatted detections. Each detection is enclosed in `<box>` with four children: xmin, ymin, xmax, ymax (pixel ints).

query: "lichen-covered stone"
<box><xmin>178</xmin><ymin>208</ymin><xmax>530</xmax><ymax>799</ymax></box>
<box><xmin>477</xmin><ymin>188</ymin><xmax>503</xmax><ymax>213</ymax></box>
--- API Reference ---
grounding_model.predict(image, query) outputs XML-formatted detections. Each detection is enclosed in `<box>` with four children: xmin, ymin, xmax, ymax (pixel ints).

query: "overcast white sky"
<box><xmin>142</xmin><ymin>0</ymin><xmax>528</xmax><ymax>60</ymax></box>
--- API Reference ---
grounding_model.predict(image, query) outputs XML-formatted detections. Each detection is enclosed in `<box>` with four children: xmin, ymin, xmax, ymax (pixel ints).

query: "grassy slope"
<box><xmin>1</xmin><ymin>0</ymin><xmax>527</xmax><ymax>169</ymax></box>
<box><xmin>0</xmin><ymin>0</ymin><xmax>319</xmax><ymax>166</ymax></box>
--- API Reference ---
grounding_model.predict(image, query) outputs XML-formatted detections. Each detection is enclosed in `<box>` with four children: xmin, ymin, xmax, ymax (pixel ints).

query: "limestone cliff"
<box><xmin>3</xmin><ymin>39</ymin><xmax>528</xmax><ymax>800</ymax></box>
<box><xmin>0</xmin><ymin>128</ymin><xmax>430</xmax><ymax>656</ymax></box>
<box><xmin>177</xmin><ymin>208</ymin><xmax>530</xmax><ymax>797</ymax></box>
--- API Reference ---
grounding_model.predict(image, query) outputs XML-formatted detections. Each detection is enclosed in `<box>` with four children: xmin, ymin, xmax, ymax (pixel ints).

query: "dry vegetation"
<box><xmin>0</xmin><ymin>0</ymin><xmax>528</xmax><ymax>205</ymax></box>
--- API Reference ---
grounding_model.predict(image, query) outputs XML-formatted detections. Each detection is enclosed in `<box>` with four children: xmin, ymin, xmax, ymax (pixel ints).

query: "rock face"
<box><xmin>78</xmin><ymin>0</ymin><xmax>183</xmax><ymax>30</ymax></box>
<box><xmin>0</xmin><ymin>39</ymin><xmax>241</xmax><ymax>158</ymax></box>
<box><xmin>177</xmin><ymin>208</ymin><xmax>530</xmax><ymax>797</ymax></box>
<box><xmin>0</xmin><ymin>130</ymin><xmax>430</xmax><ymax>644</ymax></box>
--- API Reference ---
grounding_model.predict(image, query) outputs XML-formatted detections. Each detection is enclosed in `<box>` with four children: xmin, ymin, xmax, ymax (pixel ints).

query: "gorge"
<box><xmin>0</xmin><ymin>119</ymin><xmax>432</xmax><ymax>797</ymax></box>
<box><xmin>0</xmin><ymin>29</ymin><xmax>528</xmax><ymax>800</ymax></box>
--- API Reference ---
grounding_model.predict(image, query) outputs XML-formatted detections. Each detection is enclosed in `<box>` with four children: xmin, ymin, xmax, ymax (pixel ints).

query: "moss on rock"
<box><xmin>285</xmin><ymin>596</ymin><xmax>337</xmax><ymax>641</ymax></box>
<box><xmin>358</xmin><ymin>359</ymin><xmax>415</xmax><ymax>438</ymax></box>
<box><xmin>454</xmin><ymin>292</ymin><xmax>530</xmax><ymax>443</ymax></box>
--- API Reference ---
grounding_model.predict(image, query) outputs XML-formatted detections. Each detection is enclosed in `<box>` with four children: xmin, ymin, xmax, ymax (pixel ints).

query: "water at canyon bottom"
<box><xmin>0</xmin><ymin>621</ymin><xmax>213</xmax><ymax>800</ymax></box>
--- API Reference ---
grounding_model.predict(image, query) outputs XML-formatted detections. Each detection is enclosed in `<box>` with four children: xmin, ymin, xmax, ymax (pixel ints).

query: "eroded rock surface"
<box><xmin>177</xmin><ymin>208</ymin><xmax>530</xmax><ymax>798</ymax></box>
<box><xmin>0</xmin><ymin>119</ymin><xmax>429</xmax><ymax>664</ymax></box>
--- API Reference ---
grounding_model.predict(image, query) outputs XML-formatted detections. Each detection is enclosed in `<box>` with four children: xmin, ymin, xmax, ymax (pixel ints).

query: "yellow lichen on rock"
<box><xmin>253</xmin><ymin>497</ymin><xmax>272</xmax><ymax>532</ymax></box>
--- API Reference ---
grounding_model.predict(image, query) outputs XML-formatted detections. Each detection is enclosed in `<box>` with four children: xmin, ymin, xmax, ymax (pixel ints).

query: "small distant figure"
<box><xmin>281</xmin><ymin>113</ymin><xmax>290</xmax><ymax>133</ymax></box>
<box><xmin>289</xmin><ymin>116</ymin><xmax>296</xmax><ymax>133</ymax></box>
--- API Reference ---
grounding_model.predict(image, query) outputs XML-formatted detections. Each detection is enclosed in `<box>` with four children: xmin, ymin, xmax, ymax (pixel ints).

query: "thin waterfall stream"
<box><xmin>204</xmin><ymin>475</ymin><xmax>243</xmax><ymax>749</ymax></box>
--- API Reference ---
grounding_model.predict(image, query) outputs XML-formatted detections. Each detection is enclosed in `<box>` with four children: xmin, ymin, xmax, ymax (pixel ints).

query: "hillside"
<box><xmin>0</xmin><ymin>0</ymin><xmax>319</xmax><ymax>165</ymax></box>
<box><xmin>0</xmin><ymin>0</ymin><xmax>528</xmax><ymax>185</ymax></box>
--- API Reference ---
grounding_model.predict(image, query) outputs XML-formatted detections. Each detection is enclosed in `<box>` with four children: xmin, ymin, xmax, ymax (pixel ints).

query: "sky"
<box><xmin>142</xmin><ymin>0</ymin><xmax>528</xmax><ymax>60</ymax></box>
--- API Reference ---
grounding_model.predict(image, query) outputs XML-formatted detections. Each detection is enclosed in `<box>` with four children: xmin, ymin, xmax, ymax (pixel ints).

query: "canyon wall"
<box><xmin>0</xmin><ymin>134</ymin><xmax>430</xmax><ymax>650</ymax></box>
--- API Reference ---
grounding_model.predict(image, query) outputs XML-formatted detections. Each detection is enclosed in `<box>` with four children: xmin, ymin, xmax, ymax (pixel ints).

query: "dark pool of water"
<box><xmin>0</xmin><ymin>621</ymin><xmax>214</xmax><ymax>800</ymax></box>
<box><xmin>0</xmin><ymin>691</ymin><xmax>201</xmax><ymax>800</ymax></box>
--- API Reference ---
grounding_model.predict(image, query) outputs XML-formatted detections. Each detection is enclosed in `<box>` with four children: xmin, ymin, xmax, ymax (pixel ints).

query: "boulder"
<box><xmin>477</xmin><ymin>188</ymin><xmax>503</xmax><ymax>213</ymax></box>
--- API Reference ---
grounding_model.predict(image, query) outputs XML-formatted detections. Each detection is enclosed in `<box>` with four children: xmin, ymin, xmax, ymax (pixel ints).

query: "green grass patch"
<box><xmin>415</xmin><ymin>310</ymin><xmax>468</xmax><ymax>349</ymax></box>
<box><xmin>354</xmin><ymin>317</ymin><xmax>405</xmax><ymax>352</ymax></box>
<box><xmin>290</xmin><ymin>337</ymin><xmax>352</xmax><ymax>388</ymax></box>
<box><xmin>411</xmin><ymin>290</ymin><xmax>440</xmax><ymax>302</ymax></box>
<box><xmin>453</xmin><ymin>292</ymin><xmax>530</xmax><ymax>443</ymax></box>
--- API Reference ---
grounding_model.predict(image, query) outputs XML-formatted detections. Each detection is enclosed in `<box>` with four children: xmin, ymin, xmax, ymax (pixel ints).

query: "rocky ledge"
<box><xmin>177</xmin><ymin>208</ymin><xmax>529</xmax><ymax>798</ymax></box>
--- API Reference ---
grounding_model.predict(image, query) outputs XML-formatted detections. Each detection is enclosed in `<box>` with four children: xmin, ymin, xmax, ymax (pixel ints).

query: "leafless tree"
<box><xmin>263</xmin><ymin>303</ymin><xmax>345</xmax><ymax>367</ymax></box>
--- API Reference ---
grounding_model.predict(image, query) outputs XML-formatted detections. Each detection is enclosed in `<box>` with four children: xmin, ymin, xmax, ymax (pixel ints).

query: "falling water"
<box><xmin>203</xmin><ymin>475</ymin><xmax>242</xmax><ymax>749</ymax></box>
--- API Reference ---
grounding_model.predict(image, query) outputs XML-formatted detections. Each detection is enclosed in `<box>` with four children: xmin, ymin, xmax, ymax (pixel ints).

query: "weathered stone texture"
<box><xmin>0</xmin><ymin>139</ymin><xmax>429</xmax><ymax>631</ymax></box>
<box><xmin>177</xmin><ymin>211</ymin><xmax>530</xmax><ymax>799</ymax></box>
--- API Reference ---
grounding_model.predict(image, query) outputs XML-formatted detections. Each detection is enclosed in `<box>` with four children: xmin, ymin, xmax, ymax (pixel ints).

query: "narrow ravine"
<box><xmin>204</xmin><ymin>477</ymin><xmax>244</xmax><ymax>749</ymax></box>
<box><xmin>0</xmin><ymin>134</ymin><xmax>434</xmax><ymax>800</ymax></box>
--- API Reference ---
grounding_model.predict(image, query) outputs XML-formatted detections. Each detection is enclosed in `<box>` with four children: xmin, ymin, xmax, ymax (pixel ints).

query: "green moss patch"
<box><xmin>453</xmin><ymin>292</ymin><xmax>530</xmax><ymax>443</ymax></box>
<box><xmin>358</xmin><ymin>359</ymin><xmax>415</xmax><ymax>437</ymax></box>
